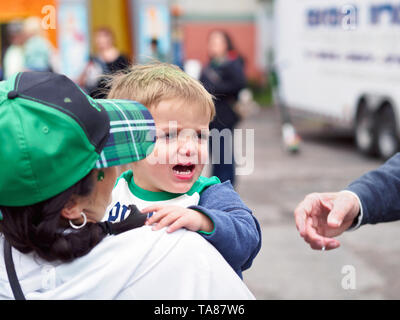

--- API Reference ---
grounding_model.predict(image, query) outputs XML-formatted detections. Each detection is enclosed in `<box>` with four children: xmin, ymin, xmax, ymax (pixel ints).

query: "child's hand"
<box><xmin>141</xmin><ymin>205</ymin><xmax>214</xmax><ymax>234</ymax></box>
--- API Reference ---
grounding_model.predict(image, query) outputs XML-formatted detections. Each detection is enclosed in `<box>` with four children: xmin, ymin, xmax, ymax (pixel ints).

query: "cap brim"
<box><xmin>94</xmin><ymin>99</ymin><xmax>156</xmax><ymax>168</ymax></box>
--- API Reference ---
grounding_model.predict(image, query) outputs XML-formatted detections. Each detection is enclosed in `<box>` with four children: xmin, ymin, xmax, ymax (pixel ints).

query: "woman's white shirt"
<box><xmin>0</xmin><ymin>227</ymin><xmax>255</xmax><ymax>300</ymax></box>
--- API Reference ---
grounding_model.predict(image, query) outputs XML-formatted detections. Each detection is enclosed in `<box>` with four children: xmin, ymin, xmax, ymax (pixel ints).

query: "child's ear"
<box><xmin>61</xmin><ymin>197</ymin><xmax>83</xmax><ymax>221</ymax></box>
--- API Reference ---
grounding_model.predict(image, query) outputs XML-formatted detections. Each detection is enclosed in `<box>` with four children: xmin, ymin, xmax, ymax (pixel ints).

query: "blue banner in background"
<box><xmin>136</xmin><ymin>1</ymin><xmax>171</xmax><ymax>63</ymax></box>
<box><xmin>57</xmin><ymin>0</ymin><xmax>89</xmax><ymax>80</ymax></box>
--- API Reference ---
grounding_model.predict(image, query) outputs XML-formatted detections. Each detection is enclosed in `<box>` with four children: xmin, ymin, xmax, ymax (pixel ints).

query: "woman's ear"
<box><xmin>61</xmin><ymin>197</ymin><xmax>83</xmax><ymax>221</ymax></box>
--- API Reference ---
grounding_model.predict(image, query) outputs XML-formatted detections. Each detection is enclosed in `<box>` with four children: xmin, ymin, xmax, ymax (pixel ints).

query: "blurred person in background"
<box><xmin>3</xmin><ymin>21</ymin><xmax>25</xmax><ymax>80</ymax></box>
<box><xmin>79</xmin><ymin>27</ymin><xmax>130</xmax><ymax>98</ymax></box>
<box><xmin>200</xmin><ymin>30</ymin><xmax>246</xmax><ymax>187</ymax></box>
<box><xmin>148</xmin><ymin>37</ymin><xmax>167</xmax><ymax>62</ymax></box>
<box><xmin>23</xmin><ymin>17</ymin><xmax>53</xmax><ymax>73</ymax></box>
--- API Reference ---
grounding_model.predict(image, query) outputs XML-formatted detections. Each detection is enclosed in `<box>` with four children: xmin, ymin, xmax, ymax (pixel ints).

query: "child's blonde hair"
<box><xmin>107</xmin><ymin>63</ymin><xmax>215</xmax><ymax>121</ymax></box>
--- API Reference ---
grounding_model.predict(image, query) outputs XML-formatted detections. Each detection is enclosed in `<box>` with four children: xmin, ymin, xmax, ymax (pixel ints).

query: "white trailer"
<box><xmin>274</xmin><ymin>0</ymin><xmax>400</xmax><ymax>159</ymax></box>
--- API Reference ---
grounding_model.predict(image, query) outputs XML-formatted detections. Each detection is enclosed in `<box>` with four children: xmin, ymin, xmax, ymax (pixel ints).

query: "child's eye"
<box><xmin>165</xmin><ymin>132</ymin><xmax>177</xmax><ymax>140</ymax></box>
<box><xmin>198</xmin><ymin>133</ymin><xmax>209</xmax><ymax>141</ymax></box>
<box><xmin>157</xmin><ymin>130</ymin><xmax>177</xmax><ymax>141</ymax></box>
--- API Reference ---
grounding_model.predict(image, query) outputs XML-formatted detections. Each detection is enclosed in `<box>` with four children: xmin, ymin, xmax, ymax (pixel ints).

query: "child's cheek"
<box><xmin>145</xmin><ymin>144</ymin><xmax>163</xmax><ymax>165</ymax></box>
<box><xmin>199</xmin><ymin>143</ymin><xmax>209</xmax><ymax>164</ymax></box>
<box><xmin>157</xmin><ymin>141</ymin><xmax>177</xmax><ymax>165</ymax></box>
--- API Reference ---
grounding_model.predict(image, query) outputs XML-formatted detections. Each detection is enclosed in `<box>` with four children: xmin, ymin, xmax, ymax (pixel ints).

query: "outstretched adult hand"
<box><xmin>294</xmin><ymin>192</ymin><xmax>360</xmax><ymax>250</ymax></box>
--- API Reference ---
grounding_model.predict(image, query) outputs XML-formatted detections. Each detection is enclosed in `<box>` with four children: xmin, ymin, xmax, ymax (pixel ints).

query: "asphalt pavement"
<box><xmin>232</xmin><ymin>107</ymin><xmax>400</xmax><ymax>300</ymax></box>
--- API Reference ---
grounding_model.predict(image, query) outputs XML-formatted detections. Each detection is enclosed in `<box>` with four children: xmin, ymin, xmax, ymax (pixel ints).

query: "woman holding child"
<box><xmin>0</xmin><ymin>71</ymin><xmax>256</xmax><ymax>299</ymax></box>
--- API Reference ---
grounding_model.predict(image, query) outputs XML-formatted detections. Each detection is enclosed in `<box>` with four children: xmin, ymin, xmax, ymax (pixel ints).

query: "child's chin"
<box><xmin>167</xmin><ymin>181</ymin><xmax>194</xmax><ymax>194</ymax></box>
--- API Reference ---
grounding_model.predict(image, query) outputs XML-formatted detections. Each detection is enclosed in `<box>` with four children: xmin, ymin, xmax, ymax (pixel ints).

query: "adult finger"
<box><xmin>304</xmin><ymin>216</ymin><xmax>324</xmax><ymax>249</ymax></box>
<box><xmin>304</xmin><ymin>216</ymin><xmax>340</xmax><ymax>250</ymax></box>
<box><xmin>294</xmin><ymin>205</ymin><xmax>307</xmax><ymax>237</ymax></box>
<box><xmin>294</xmin><ymin>194</ymin><xmax>317</xmax><ymax>236</ymax></box>
<box><xmin>327</xmin><ymin>192</ymin><xmax>358</xmax><ymax>228</ymax></box>
<box><xmin>295</xmin><ymin>193</ymin><xmax>328</xmax><ymax>234</ymax></box>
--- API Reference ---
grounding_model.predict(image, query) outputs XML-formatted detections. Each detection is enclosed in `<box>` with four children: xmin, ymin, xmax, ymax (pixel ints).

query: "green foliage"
<box><xmin>247</xmin><ymin>80</ymin><xmax>273</xmax><ymax>107</ymax></box>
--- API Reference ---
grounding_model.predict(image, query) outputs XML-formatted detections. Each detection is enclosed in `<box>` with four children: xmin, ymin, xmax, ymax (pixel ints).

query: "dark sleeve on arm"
<box><xmin>188</xmin><ymin>182</ymin><xmax>262</xmax><ymax>277</ymax></box>
<box><xmin>346</xmin><ymin>153</ymin><xmax>400</xmax><ymax>225</ymax></box>
<box><xmin>200</xmin><ymin>60</ymin><xmax>246</xmax><ymax>97</ymax></box>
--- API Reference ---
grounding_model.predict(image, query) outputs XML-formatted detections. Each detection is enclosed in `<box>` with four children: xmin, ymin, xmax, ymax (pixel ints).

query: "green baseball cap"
<box><xmin>0</xmin><ymin>72</ymin><xmax>156</xmax><ymax>206</ymax></box>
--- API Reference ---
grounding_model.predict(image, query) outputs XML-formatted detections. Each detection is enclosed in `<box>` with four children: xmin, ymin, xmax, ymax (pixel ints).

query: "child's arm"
<box><xmin>140</xmin><ymin>181</ymin><xmax>261</xmax><ymax>278</ymax></box>
<box><xmin>188</xmin><ymin>181</ymin><xmax>262</xmax><ymax>278</ymax></box>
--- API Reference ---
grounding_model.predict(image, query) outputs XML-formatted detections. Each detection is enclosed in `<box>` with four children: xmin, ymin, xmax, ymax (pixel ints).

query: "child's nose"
<box><xmin>179</xmin><ymin>137</ymin><xmax>197</xmax><ymax>156</ymax></box>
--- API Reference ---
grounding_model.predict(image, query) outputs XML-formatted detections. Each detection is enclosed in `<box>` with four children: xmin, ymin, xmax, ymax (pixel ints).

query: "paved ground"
<box><xmin>231</xmin><ymin>107</ymin><xmax>400</xmax><ymax>300</ymax></box>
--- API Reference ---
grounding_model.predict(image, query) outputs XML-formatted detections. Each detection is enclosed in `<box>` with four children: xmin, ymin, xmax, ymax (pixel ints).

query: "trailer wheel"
<box><xmin>355</xmin><ymin>105</ymin><xmax>377</xmax><ymax>156</ymax></box>
<box><xmin>377</xmin><ymin>105</ymin><xmax>399</xmax><ymax>160</ymax></box>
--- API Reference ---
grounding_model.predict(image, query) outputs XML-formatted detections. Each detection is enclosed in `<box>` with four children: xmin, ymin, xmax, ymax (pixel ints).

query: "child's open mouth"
<box><xmin>172</xmin><ymin>164</ymin><xmax>196</xmax><ymax>180</ymax></box>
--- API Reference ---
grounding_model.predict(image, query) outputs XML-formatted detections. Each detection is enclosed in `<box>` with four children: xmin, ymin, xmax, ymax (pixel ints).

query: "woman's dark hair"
<box><xmin>208</xmin><ymin>29</ymin><xmax>245</xmax><ymax>66</ymax></box>
<box><xmin>0</xmin><ymin>171</ymin><xmax>109</xmax><ymax>262</ymax></box>
<box><xmin>208</xmin><ymin>29</ymin><xmax>235</xmax><ymax>52</ymax></box>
